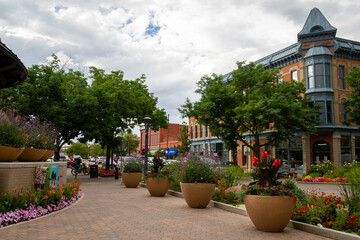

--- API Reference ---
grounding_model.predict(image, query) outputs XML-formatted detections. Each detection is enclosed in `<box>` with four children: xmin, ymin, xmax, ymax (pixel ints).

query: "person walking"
<box><xmin>289</xmin><ymin>157</ymin><xmax>297</xmax><ymax>179</ymax></box>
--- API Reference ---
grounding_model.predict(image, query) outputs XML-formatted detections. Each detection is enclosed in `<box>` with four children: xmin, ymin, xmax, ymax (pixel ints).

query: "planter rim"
<box><xmin>244</xmin><ymin>195</ymin><xmax>295</xmax><ymax>199</ymax></box>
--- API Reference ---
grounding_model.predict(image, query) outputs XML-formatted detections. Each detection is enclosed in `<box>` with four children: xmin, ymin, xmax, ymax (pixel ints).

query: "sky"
<box><xmin>1</xmin><ymin>0</ymin><xmax>360</xmax><ymax>136</ymax></box>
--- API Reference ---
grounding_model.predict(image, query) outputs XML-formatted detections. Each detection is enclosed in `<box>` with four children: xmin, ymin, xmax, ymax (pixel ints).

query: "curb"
<box><xmin>142</xmin><ymin>183</ymin><xmax>360</xmax><ymax>240</ymax></box>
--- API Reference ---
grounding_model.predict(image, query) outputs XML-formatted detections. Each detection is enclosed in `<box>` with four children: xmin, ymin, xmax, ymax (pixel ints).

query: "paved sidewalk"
<box><xmin>0</xmin><ymin>173</ymin><xmax>331</xmax><ymax>240</ymax></box>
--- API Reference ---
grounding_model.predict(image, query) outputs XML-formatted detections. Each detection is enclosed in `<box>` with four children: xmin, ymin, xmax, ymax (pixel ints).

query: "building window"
<box><xmin>341</xmin><ymin>102</ymin><xmax>348</xmax><ymax>123</ymax></box>
<box><xmin>310</xmin><ymin>100</ymin><xmax>333</xmax><ymax>125</ymax></box>
<box><xmin>195</xmin><ymin>125</ymin><xmax>198</xmax><ymax>138</ymax></box>
<box><xmin>205</xmin><ymin>126</ymin><xmax>208</xmax><ymax>137</ymax></box>
<box><xmin>356</xmin><ymin>137</ymin><xmax>360</xmax><ymax>162</ymax></box>
<box><xmin>199</xmin><ymin>124</ymin><xmax>203</xmax><ymax>138</ymax></box>
<box><xmin>190</xmin><ymin>126</ymin><xmax>193</xmax><ymax>139</ymax></box>
<box><xmin>339</xmin><ymin>66</ymin><xmax>345</xmax><ymax>89</ymax></box>
<box><xmin>307</xmin><ymin>63</ymin><xmax>331</xmax><ymax>89</ymax></box>
<box><xmin>341</xmin><ymin>136</ymin><xmax>352</xmax><ymax>165</ymax></box>
<box><xmin>291</xmin><ymin>70</ymin><xmax>298</xmax><ymax>82</ymax></box>
<box><xmin>277</xmin><ymin>76</ymin><xmax>283</xmax><ymax>84</ymax></box>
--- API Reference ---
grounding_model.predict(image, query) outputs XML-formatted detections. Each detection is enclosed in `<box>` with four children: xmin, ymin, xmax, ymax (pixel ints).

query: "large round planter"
<box><xmin>0</xmin><ymin>146</ymin><xmax>25</xmax><ymax>161</ymax></box>
<box><xmin>39</xmin><ymin>150</ymin><xmax>54</xmax><ymax>161</ymax></box>
<box><xmin>244</xmin><ymin>195</ymin><xmax>296</xmax><ymax>232</ymax></box>
<box><xmin>145</xmin><ymin>177</ymin><xmax>170</xmax><ymax>197</ymax></box>
<box><xmin>122</xmin><ymin>172</ymin><xmax>142</xmax><ymax>188</ymax></box>
<box><xmin>17</xmin><ymin>148</ymin><xmax>47</xmax><ymax>162</ymax></box>
<box><xmin>180</xmin><ymin>182</ymin><xmax>215</xmax><ymax>208</ymax></box>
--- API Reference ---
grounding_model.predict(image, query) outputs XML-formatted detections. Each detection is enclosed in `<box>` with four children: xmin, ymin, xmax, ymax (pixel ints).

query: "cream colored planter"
<box><xmin>0</xmin><ymin>146</ymin><xmax>25</xmax><ymax>161</ymax></box>
<box><xmin>244</xmin><ymin>195</ymin><xmax>296</xmax><ymax>232</ymax></box>
<box><xmin>180</xmin><ymin>182</ymin><xmax>215</xmax><ymax>208</ymax></box>
<box><xmin>122</xmin><ymin>172</ymin><xmax>142</xmax><ymax>188</ymax></box>
<box><xmin>39</xmin><ymin>150</ymin><xmax>54</xmax><ymax>161</ymax></box>
<box><xmin>145</xmin><ymin>177</ymin><xmax>170</xmax><ymax>197</ymax></box>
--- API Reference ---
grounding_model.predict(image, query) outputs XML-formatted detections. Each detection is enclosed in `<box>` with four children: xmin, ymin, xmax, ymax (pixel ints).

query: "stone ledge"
<box><xmin>0</xmin><ymin>162</ymin><xmax>67</xmax><ymax>168</ymax></box>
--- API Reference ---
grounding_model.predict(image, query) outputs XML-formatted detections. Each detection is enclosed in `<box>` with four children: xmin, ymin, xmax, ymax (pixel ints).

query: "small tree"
<box><xmin>180</xmin><ymin>62</ymin><xmax>319</xmax><ymax>160</ymax></box>
<box><xmin>176</xmin><ymin>125</ymin><xmax>192</xmax><ymax>154</ymax></box>
<box><xmin>344</xmin><ymin>68</ymin><xmax>360</xmax><ymax>126</ymax></box>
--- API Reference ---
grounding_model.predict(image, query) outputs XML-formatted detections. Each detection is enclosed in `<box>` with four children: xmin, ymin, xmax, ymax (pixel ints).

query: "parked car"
<box><xmin>67</xmin><ymin>158</ymin><xmax>74</xmax><ymax>168</ymax></box>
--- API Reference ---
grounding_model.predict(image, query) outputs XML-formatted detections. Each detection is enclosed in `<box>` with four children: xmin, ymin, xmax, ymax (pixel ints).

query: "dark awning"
<box><xmin>0</xmin><ymin>40</ymin><xmax>27</xmax><ymax>89</ymax></box>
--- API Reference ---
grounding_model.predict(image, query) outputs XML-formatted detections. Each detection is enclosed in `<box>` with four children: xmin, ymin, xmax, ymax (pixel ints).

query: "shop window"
<box><xmin>339</xmin><ymin>66</ymin><xmax>345</xmax><ymax>89</ymax></box>
<box><xmin>307</xmin><ymin>63</ymin><xmax>331</xmax><ymax>89</ymax></box>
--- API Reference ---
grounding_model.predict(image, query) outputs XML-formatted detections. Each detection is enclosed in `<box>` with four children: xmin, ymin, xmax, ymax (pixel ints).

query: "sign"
<box><xmin>45</xmin><ymin>164</ymin><xmax>59</xmax><ymax>189</ymax></box>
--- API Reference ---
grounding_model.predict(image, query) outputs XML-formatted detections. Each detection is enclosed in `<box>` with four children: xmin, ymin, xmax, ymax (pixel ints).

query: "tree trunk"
<box><xmin>106</xmin><ymin>147</ymin><xmax>111</xmax><ymax>170</ymax></box>
<box><xmin>54</xmin><ymin>149</ymin><xmax>60</xmax><ymax>161</ymax></box>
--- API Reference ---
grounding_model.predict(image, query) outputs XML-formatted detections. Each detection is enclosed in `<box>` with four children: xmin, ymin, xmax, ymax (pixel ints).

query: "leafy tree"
<box><xmin>0</xmin><ymin>55</ymin><xmax>95</xmax><ymax>160</ymax></box>
<box><xmin>179</xmin><ymin>62</ymin><xmax>319</xmax><ymax>161</ymax></box>
<box><xmin>344</xmin><ymin>68</ymin><xmax>360</xmax><ymax>126</ymax></box>
<box><xmin>118</xmin><ymin>131</ymin><xmax>140</xmax><ymax>156</ymax></box>
<box><xmin>89</xmin><ymin>143</ymin><xmax>106</xmax><ymax>157</ymax></box>
<box><xmin>81</xmin><ymin>67</ymin><xmax>168</xmax><ymax>169</ymax></box>
<box><xmin>176</xmin><ymin>124</ymin><xmax>192</xmax><ymax>154</ymax></box>
<box><xmin>65</xmin><ymin>142</ymin><xmax>90</xmax><ymax>158</ymax></box>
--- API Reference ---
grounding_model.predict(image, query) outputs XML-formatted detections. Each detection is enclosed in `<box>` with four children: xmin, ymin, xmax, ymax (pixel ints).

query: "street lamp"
<box><xmin>143</xmin><ymin>117</ymin><xmax>151</xmax><ymax>174</ymax></box>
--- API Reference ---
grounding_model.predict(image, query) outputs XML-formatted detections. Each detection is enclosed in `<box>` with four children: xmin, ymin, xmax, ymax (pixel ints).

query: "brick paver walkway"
<box><xmin>0</xmin><ymin>173</ymin><xmax>331</xmax><ymax>240</ymax></box>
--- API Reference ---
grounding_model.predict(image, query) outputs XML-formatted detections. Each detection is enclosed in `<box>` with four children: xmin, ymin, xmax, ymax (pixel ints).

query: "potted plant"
<box><xmin>145</xmin><ymin>153</ymin><xmax>173</xmax><ymax>197</ymax></box>
<box><xmin>0</xmin><ymin>110</ymin><xmax>26</xmax><ymax>161</ymax></box>
<box><xmin>121</xmin><ymin>159</ymin><xmax>143</xmax><ymax>188</ymax></box>
<box><xmin>177</xmin><ymin>151</ymin><xmax>226</xmax><ymax>208</ymax></box>
<box><xmin>237</xmin><ymin>151</ymin><xmax>306</xmax><ymax>232</ymax></box>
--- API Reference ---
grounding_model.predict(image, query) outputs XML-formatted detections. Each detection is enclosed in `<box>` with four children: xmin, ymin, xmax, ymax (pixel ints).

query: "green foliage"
<box><xmin>123</xmin><ymin>160</ymin><xmax>143</xmax><ymax>173</ymax></box>
<box><xmin>66</xmin><ymin>142</ymin><xmax>90</xmax><ymax>158</ymax></box>
<box><xmin>307</xmin><ymin>160</ymin><xmax>334</xmax><ymax>176</ymax></box>
<box><xmin>0</xmin><ymin>181</ymin><xmax>80</xmax><ymax>213</ymax></box>
<box><xmin>0</xmin><ymin>110</ymin><xmax>26</xmax><ymax>147</ymax></box>
<box><xmin>151</xmin><ymin>153</ymin><xmax>164</xmax><ymax>173</ymax></box>
<box><xmin>220</xmin><ymin>165</ymin><xmax>245</xmax><ymax>188</ymax></box>
<box><xmin>237</xmin><ymin>180</ymin><xmax>306</xmax><ymax>202</ymax></box>
<box><xmin>89</xmin><ymin>143</ymin><xmax>106</xmax><ymax>157</ymax></box>
<box><xmin>212</xmin><ymin>187</ymin><xmax>240</xmax><ymax>205</ymax></box>
<box><xmin>176</xmin><ymin>151</ymin><xmax>226</xmax><ymax>184</ymax></box>
<box><xmin>179</xmin><ymin>61</ymin><xmax>319</xmax><ymax>160</ymax></box>
<box><xmin>176</xmin><ymin>125</ymin><xmax>192</xmax><ymax>154</ymax></box>
<box><xmin>340</xmin><ymin>168</ymin><xmax>360</xmax><ymax>215</ymax></box>
<box><xmin>344</xmin><ymin>68</ymin><xmax>360</xmax><ymax>126</ymax></box>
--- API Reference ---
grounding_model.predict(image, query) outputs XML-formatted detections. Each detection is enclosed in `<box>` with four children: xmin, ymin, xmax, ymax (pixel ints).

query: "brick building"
<box><xmin>140</xmin><ymin>123</ymin><xmax>184</xmax><ymax>153</ymax></box>
<box><xmin>189</xmin><ymin>8</ymin><xmax>360</xmax><ymax>173</ymax></box>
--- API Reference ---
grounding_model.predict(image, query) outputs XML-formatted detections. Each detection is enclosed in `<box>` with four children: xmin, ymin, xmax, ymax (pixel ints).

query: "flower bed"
<box><xmin>0</xmin><ymin>180</ymin><xmax>81</xmax><ymax>227</ymax></box>
<box><xmin>98</xmin><ymin>167</ymin><xmax>121</xmax><ymax>177</ymax></box>
<box><xmin>297</xmin><ymin>176</ymin><xmax>348</xmax><ymax>183</ymax></box>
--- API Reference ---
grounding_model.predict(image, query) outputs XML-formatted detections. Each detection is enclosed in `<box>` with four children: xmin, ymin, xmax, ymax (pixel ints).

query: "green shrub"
<box><xmin>219</xmin><ymin>165</ymin><xmax>245</xmax><ymax>188</ymax></box>
<box><xmin>309</xmin><ymin>172</ymin><xmax>323</xmax><ymax>178</ymax></box>
<box><xmin>123</xmin><ymin>160</ymin><xmax>143</xmax><ymax>173</ymax></box>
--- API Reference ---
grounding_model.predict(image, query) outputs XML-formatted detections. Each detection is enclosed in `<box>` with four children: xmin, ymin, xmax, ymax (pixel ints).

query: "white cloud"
<box><xmin>1</xmin><ymin>0</ymin><xmax>360</xmax><ymax>136</ymax></box>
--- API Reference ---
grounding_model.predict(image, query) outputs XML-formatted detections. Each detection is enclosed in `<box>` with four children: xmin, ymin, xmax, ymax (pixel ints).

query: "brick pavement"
<box><xmin>0</xmin><ymin>173</ymin><xmax>331</xmax><ymax>240</ymax></box>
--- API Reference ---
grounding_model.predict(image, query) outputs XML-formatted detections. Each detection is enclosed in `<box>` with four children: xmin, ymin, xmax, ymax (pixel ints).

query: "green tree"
<box><xmin>81</xmin><ymin>67</ymin><xmax>168</xmax><ymax>169</ymax></box>
<box><xmin>179</xmin><ymin>62</ymin><xmax>319</xmax><ymax>161</ymax></box>
<box><xmin>65</xmin><ymin>142</ymin><xmax>90</xmax><ymax>158</ymax></box>
<box><xmin>122</xmin><ymin>132</ymin><xmax>140</xmax><ymax>156</ymax></box>
<box><xmin>176</xmin><ymin>125</ymin><xmax>192</xmax><ymax>154</ymax></box>
<box><xmin>89</xmin><ymin>143</ymin><xmax>106</xmax><ymax>157</ymax></box>
<box><xmin>0</xmin><ymin>55</ymin><xmax>96</xmax><ymax>160</ymax></box>
<box><xmin>344</xmin><ymin>68</ymin><xmax>360</xmax><ymax>126</ymax></box>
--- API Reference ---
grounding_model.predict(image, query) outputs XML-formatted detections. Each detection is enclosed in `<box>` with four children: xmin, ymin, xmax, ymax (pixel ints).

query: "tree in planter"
<box><xmin>179</xmin><ymin>61</ymin><xmax>319</xmax><ymax>160</ymax></box>
<box><xmin>344</xmin><ymin>68</ymin><xmax>360</xmax><ymax>126</ymax></box>
<box><xmin>81</xmin><ymin>67</ymin><xmax>168</xmax><ymax>169</ymax></box>
<box><xmin>0</xmin><ymin>55</ymin><xmax>95</xmax><ymax>160</ymax></box>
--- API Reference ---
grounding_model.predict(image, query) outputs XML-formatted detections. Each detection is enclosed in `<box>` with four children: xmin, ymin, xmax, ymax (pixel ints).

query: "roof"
<box><xmin>298</xmin><ymin>8</ymin><xmax>337</xmax><ymax>42</ymax></box>
<box><xmin>304</xmin><ymin>46</ymin><xmax>332</xmax><ymax>58</ymax></box>
<box><xmin>0</xmin><ymin>40</ymin><xmax>27</xmax><ymax>89</ymax></box>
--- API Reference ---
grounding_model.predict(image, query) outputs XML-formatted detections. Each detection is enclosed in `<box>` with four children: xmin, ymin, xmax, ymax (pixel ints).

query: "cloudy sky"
<box><xmin>1</xmin><ymin>0</ymin><xmax>360</xmax><ymax>135</ymax></box>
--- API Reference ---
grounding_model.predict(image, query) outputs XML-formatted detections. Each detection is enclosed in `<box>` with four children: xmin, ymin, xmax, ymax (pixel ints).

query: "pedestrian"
<box><xmin>289</xmin><ymin>157</ymin><xmax>297</xmax><ymax>179</ymax></box>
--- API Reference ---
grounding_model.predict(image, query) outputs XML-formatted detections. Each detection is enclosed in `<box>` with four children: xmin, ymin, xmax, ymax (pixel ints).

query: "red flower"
<box><xmin>252</xmin><ymin>157</ymin><xmax>259</xmax><ymax>165</ymax></box>
<box><xmin>154</xmin><ymin>153</ymin><xmax>158</xmax><ymax>157</ymax></box>
<box><xmin>272</xmin><ymin>159</ymin><xmax>281</xmax><ymax>168</ymax></box>
<box><xmin>261</xmin><ymin>151</ymin><xmax>268</xmax><ymax>158</ymax></box>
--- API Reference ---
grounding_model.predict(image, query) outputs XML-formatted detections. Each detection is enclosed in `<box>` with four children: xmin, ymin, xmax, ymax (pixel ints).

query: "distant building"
<box><xmin>140</xmin><ymin>123</ymin><xmax>184</xmax><ymax>153</ymax></box>
<box><xmin>190</xmin><ymin>8</ymin><xmax>360</xmax><ymax>173</ymax></box>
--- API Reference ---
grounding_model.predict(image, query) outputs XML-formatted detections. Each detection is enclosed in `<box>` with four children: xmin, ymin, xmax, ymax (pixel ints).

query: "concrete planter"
<box><xmin>0</xmin><ymin>146</ymin><xmax>25</xmax><ymax>161</ymax></box>
<box><xmin>145</xmin><ymin>177</ymin><xmax>170</xmax><ymax>197</ymax></box>
<box><xmin>244</xmin><ymin>195</ymin><xmax>296</xmax><ymax>232</ymax></box>
<box><xmin>122</xmin><ymin>172</ymin><xmax>142</xmax><ymax>188</ymax></box>
<box><xmin>180</xmin><ymin>182</ymin><xmax>215</xmax><ymax>208</ymax></box>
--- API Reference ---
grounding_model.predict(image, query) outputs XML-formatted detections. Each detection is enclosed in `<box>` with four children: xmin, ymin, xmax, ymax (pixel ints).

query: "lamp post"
<box><xmin>143</xmin><ymin>117</ymin><xmax>151</xmax><ymax>174</ymax></box>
